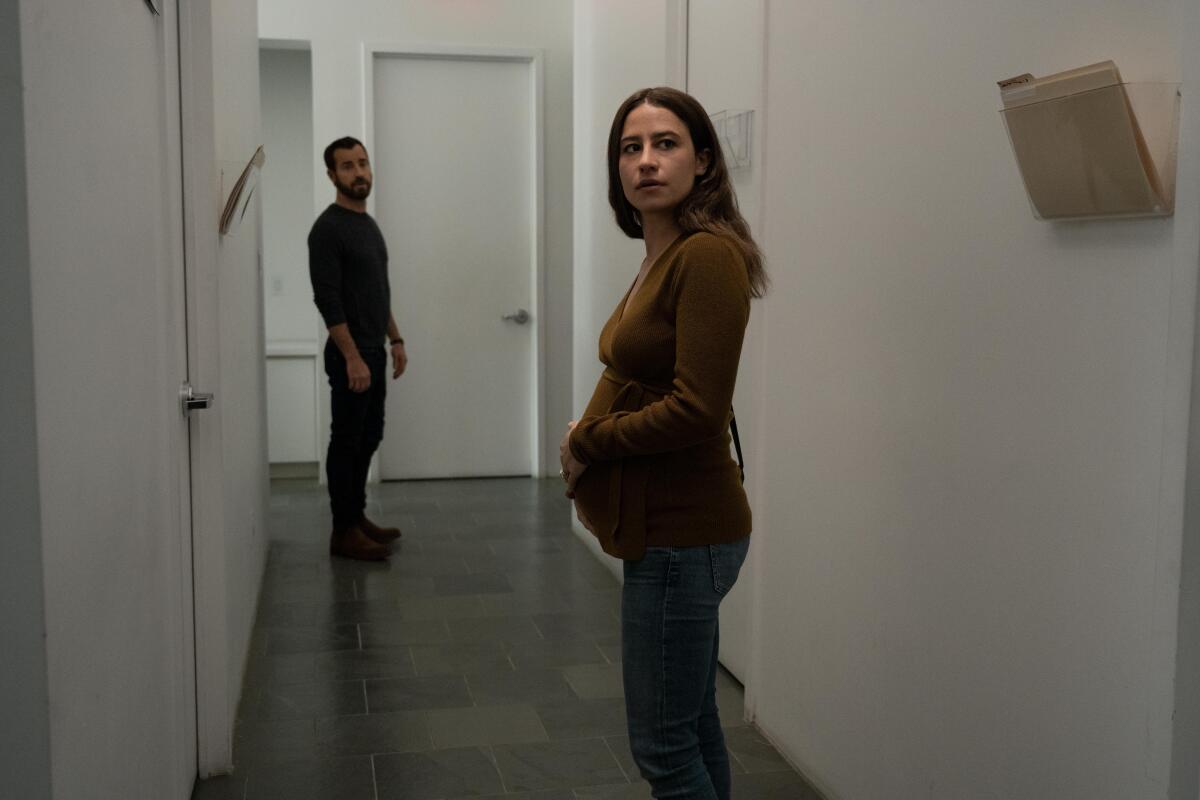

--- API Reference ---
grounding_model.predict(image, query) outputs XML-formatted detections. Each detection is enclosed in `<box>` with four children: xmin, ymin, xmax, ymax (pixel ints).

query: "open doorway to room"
<box><xmin>259</xmin><ymin>43</ymin><xmax>322</xmax><ymax>481</ymax></box>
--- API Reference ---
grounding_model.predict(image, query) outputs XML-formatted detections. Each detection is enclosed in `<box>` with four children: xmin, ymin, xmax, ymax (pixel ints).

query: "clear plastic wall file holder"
<box><xmin>710</xmin><ymin>109</ymin><xmax>753</xmax><ymax>169</ymax></box>
<box><xmin>1000</xmin><ymin>83</ymin><xmax>1180</xmax><ymax>221</ymax></box>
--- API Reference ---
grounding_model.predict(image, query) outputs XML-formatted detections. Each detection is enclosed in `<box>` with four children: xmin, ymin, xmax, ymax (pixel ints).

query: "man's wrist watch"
<box><xmin>390</xmin><ymin>337</ymin><xmax>404</xmax><ymax>346</ymax></box>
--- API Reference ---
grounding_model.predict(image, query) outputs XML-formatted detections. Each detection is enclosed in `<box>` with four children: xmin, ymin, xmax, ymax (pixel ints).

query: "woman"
<box><xmin>560</xmin><ymin>87</ymin><xmax>767</xmax><ymax>800</ymax></box>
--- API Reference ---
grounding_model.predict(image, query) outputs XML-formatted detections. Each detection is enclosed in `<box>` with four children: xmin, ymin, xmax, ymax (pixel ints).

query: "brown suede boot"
<box><xmin>359</xmin><ymin>515</ymin><xmax>402</xmax><ymax>544</ymax></box>
<box><xmin>330</xmin><ymin>525</ymin><xmax>390</xmax><ymax>561</ymax></box>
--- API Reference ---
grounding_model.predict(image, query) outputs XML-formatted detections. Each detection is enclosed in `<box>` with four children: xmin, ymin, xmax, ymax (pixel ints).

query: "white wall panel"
<box><xmin>0</xmin><ymin>0</ymin><xmax>52</xmax><ymax>794</ymax></box>
<box><xmin>685</xmin><ymin>0</ymin><xmax>767</xmax><ymax>690</ymax></box>
<box><xmin>212</xmin><ymin>0</ymin><xmax>269</xmax><ymax>742</ymax></box>
<box><xmin>1169</xmin><ymin>6</ymin><xmax>1200</xmax><ymax>795</ymax></box>
<box><xmin>754</xmin><ymin>1</ymin><xmax>1200</xmax><ymax>797</ymax></box>
<box><xmin>266</xmin><ymin>357</ymin><xmax>318</xmax><ymax>463</ymax></box>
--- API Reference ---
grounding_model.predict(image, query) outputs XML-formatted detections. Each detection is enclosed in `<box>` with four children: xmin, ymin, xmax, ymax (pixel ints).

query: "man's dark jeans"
<box><xmin>324</xmin><ymin>340</ymin><xmax>387</xmax><ymax>531</ymax></box>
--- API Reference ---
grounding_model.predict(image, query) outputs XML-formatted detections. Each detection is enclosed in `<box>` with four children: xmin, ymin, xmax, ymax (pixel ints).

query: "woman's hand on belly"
<box><xmin>559</xmin><ymin>420</ymin><xmax>589</xmax><ymax>498</ymax></box>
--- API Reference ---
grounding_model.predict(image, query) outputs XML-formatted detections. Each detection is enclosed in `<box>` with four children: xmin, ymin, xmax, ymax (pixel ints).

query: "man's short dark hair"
<box><xmin>324</xmin><ymin>136</ymin><xmax>367</xmax><ymax>171</ymax></box>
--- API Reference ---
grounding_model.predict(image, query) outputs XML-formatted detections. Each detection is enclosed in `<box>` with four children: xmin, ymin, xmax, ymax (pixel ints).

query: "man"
<box><xmin>308</xmin><ymin>136</ymin><xmax>408</xmax><ymax>561</ymax></box>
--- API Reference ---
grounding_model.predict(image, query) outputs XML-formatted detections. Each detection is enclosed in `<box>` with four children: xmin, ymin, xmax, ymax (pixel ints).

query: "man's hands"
<box><xmin>346</xmin><ymin>356</ymin><xmax>371</xmax><ymax>393</ymax></box>
<box><xmin>330</xmin><ymin>324</ymin><xmax>374</xmax><ymax>393</ymax></box>
<box><xmin>391</xmin><ymin>342</ymin><xmax>408</xmax><ymax>379</ymax></box>
<box><xmin>386</xmin><ymin>314</ymin><xmax>406</xmax><ymax>379</ymax></box>
<box><xmin>343</xmin><ymin>343</ymin><xmax>406</xmax><ymax>393</ymax></box>
<box><xmin>559</xmin><ymin>420</ymin><xmax>588</xmax><ymax>498</ymax></box>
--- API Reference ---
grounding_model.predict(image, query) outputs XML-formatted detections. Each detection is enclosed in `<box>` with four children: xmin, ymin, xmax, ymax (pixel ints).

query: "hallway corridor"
<box><xmin>193</xmin><ymin>478</ymin><xmax>816</xmax><ymax>799</ymax></box>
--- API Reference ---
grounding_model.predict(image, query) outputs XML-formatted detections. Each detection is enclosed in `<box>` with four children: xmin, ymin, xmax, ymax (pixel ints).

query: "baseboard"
<box><xmin>751</xmin><ymin>716</ymin><xmax>837</xmax><ymax>800</ymax></box>
<box><xmin>268</xmin><ymin>461</ymin><xmax>319</xmax><ymax>480</ymax></box>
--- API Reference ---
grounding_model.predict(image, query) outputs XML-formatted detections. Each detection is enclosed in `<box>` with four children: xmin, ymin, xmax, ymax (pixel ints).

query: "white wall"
<box><xmin>753</xmin><ymin>1</ymin><xmax>1200</xmax><ymax>798</ymax></box>
<box><xmin>684</xmin><ymin>0</ymin><xmax>767</xmax><ymax>687</ymax></box>
<box><xmin>211</xmin><ymin>0</ymin><xmax>269</xmax><ymax>742</ymax></box>
<box><xmin>1171</xmin><ymin>11</ymin><xmax>1200</xmax><ymax>796</ymax></box>
<box><xmin>0</xmin><ymin>1</ymin><xmax>51</xmax><ymax>796</ymax></box>
<box><xmin>258</xmin><ymin>0</ymin><xmax>574</xmax><ymax>475</ymax></box>
<box><xmin>1177</xmin><ymin>252</ymin><xmax>1200</xmax><ymax>797</ymax></box>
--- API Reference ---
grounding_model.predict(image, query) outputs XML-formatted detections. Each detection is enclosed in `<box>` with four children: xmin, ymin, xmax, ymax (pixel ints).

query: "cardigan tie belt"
<box><xmin>593</xmin><ymin>368</ymin><xmax>674</xmax><ymax>560</ymax></box>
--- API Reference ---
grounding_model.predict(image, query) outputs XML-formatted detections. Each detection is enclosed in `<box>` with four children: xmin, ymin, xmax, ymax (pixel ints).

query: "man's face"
<box><xmin>328</xmin><ymin>144</ymin><xmax>373</xmax><ymax>200</ymax></box>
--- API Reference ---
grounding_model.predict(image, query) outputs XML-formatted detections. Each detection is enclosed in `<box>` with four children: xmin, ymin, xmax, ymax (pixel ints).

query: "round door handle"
<box><xmin>501</xmin><ymin>308</ymin><xmax>531</xmax><ymax>325</ymax></box>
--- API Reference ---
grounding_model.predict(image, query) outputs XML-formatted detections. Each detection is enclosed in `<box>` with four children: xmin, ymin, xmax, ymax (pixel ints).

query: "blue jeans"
<box><xmin>622</xmin><ymin>537</ymin><xmax>751</xmax><ymax>799</ymax></box>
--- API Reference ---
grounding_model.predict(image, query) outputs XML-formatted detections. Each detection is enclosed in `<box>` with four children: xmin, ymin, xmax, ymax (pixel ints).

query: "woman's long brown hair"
<box><xmin>607</xmin><ymin>86</ymin><xmax>767</xmax><ymax>297</ymax></box>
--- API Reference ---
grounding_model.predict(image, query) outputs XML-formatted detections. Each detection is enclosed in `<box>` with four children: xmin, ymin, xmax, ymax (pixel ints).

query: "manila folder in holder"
<box><xmin>999</xmin><ymin>61</ymin><xmax>1163</xmax><ymax>219</ymax></box>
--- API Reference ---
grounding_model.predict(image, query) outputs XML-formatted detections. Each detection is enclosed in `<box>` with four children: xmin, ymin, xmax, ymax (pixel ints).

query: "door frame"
<box><xmin>157</xmin><ymin>0</ymin><xmax>199</xmax><ymax>790</ymax></box>
<box><xmin>177</xmin><ymin>0</ymin><xmax>235</xmax><ymax>775</ymax></box>
<box><xmin>361</xmin><ymin>43</ymin><xmax>548</xmax><ymax>477</ymax></box>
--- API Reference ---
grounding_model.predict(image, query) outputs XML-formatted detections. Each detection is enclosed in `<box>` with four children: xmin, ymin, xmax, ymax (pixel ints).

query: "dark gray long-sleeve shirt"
<box><xmin>307</xmin><ymin>204</ymin><xmax>391</xmax><ymax>350</ymax></box>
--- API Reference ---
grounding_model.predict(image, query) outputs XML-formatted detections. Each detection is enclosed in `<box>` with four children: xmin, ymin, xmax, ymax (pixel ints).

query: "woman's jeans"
<box><xmin>622</xmin><ymin>537</ymin><xmax>751</xmax><ymax>800</ymax></box>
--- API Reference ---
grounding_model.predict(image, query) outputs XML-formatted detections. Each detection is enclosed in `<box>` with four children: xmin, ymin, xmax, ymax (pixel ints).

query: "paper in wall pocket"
<box><xmin>220</xmin><ymin>146</ymin><xmax>267</xmax><ymax>235</ymax></box>
<box><xmin>997</xmin><ymin>61</ymin><xmax>1179</xmax><ymax>220</ymax></box>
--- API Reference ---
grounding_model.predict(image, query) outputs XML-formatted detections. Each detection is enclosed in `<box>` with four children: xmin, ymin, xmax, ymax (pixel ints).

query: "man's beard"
<box><xmin>335</xmin><ymin>176</ymin><xmax>372</xmax><ymax>200</ymax></box>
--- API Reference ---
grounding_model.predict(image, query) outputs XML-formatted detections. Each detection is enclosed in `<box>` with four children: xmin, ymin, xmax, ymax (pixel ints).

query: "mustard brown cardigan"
<box><xmin>569</xmin><ymin>232</ymin><xmax>752</xmax><ymax>560</ymax></box>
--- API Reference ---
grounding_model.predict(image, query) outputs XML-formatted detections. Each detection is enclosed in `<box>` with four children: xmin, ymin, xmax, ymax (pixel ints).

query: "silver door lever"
<box><xmin>181</xmin><ymin>383</ymin><xmax>214</xmax><ymax>416</ymax></box>
<box><xmin>501</xmin><ymin>309</ymin><xmax>531</xmax><ymax>325</ymax></box>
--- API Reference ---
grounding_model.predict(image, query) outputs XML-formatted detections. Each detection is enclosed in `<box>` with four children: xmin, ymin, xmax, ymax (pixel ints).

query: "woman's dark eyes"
<box><xmin>622</xmin><ymin>140</ymin><xmax>677</xmax><ymax>154</ymax></box>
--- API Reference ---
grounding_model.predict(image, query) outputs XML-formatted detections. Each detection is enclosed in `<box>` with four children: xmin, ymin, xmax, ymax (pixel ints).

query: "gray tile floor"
<box><xmin>192</xmin><ymin>477</ymin><xmax>820</xmax><ymax>800</ymax></box>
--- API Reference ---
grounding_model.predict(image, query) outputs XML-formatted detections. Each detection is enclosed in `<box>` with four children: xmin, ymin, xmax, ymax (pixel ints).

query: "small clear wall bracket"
<box><xmin>710</xmin><ymin>109</ymin><xmax>754</xmax><ymax>170</ymax></box>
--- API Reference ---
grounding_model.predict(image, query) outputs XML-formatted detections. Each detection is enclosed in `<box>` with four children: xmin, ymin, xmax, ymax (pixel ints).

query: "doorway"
<box><xmin>368</xmin><ymin>48</ymin><xmax>546</xmax><ymax>480</ymax></box>
<box><xmin>259</xmin><ymin>43</ymin><xmax>323</xmax><ymax>482</ymax></box>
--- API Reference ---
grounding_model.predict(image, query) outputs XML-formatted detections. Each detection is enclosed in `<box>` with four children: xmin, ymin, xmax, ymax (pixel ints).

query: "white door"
<box><xmin>38</xmin><ymin>0</ymin><xmax>199</xmax><ymax>794</ymax></box>
<box><xmin>115</xmin><ymin>0</ymin><xmax>200</xmax><ymax>788</ymax></box>
<box><xmin>372</xmin><ymin>52</ymin><xmax>540</xmax><ymax>479</ymax></box>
